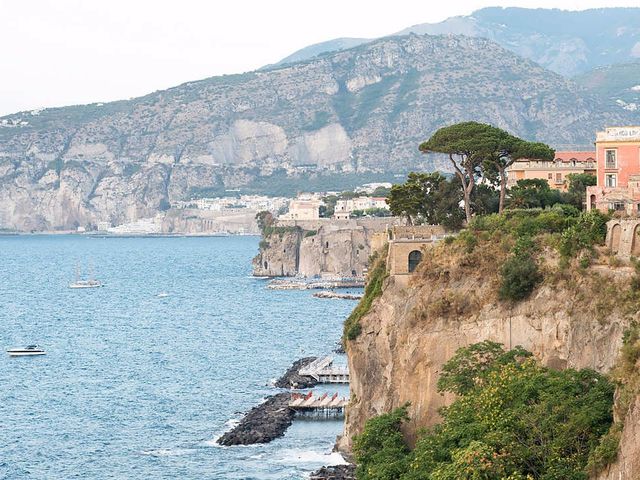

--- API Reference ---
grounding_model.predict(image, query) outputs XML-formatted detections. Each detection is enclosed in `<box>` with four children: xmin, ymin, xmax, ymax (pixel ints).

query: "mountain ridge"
<box><xmin>0</xmin><ymin>33</ymin><xmax>633</xmax><ymax>231</ymax></box>
<box><xmin>273</xmin><ymin>7</ymin><xmax>640</xmax><ymax>76</ymax></box>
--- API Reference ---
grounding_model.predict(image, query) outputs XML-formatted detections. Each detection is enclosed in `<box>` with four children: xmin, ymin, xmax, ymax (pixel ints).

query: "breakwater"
<box><xmin>217</xmin><ymin>393</ymin><xmax>294</xmax><ymax>446</ymax></box>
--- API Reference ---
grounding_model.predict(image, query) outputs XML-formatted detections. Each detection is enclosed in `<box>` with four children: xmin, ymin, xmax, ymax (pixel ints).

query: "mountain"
<box><xmin>267</xmin><ymin>37</ymin><xmax>369</xmax><ymax>69</ymax></box>
<box><xmin>574</xmin><ymin>61</ymin><xmax>640</xmax><ymax>112</ymax></box>
<box><xmin>275</xmin><ymin>7</ymin><xmax>640</xmax><ymax>77</ymax></box>
<box><xmin>0</xmin><ymin>34</ymin><xmax>632</xmax><ymax>231</ymax></box>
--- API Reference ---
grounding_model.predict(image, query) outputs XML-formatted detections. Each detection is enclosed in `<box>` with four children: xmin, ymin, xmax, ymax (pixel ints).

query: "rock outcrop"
<box><xmin>252</xmin><ymin>218</ymin><xmax>398</xmax><ymax>278</ymax></box>
<box><xmin>341</xmin><ymin>242</ymin><xmax>638</xmax><ymax>452</ymax></box>
<box><xmin>0</xmin><ymin>34</ymin><xmax>633</xmax><ymax>230</ymax></box>
<box><xmin>594</xmin><ymin>395</ymin><xmax>640</xmax><ymax>480</ymax></box>
<box><xmin>217</xmin><ymin>393</ymin><xmax>294</xmax><ymax>446</ymax></box>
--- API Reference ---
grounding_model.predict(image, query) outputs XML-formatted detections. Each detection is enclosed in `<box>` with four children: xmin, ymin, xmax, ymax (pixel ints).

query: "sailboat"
<box><xmin>69</xmin><ymin>263</ymin><xmax>104</xmax><ymax>289</ymax></box>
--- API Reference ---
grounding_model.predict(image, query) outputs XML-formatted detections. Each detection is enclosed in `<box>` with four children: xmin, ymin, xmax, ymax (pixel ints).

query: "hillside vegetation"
<box><xmin>0</xmin><ymin>34</ymin><xmax>633</xmax><ymax>230</ymax></box>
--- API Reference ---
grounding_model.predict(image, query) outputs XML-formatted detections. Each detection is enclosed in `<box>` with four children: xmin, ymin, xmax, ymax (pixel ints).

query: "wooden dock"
<box><xmin>288</xmin><ymin>391</ymin><xmax>348</xmax><ymax>417</ymax></box>
<box><xmin>298</xmin><ymin>356</ymin><xmax>349</xmax><ymax>384</ymax></box>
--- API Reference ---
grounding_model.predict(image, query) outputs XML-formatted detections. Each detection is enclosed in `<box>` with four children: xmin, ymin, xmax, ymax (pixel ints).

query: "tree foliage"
<box><xmin>387</xmin><ymin>172</ymin><xmax>465</xmax><ymax>229</ymax></box>
<box><xmin>357</xmin><ymin>343</ymin><xmax>615</xmax><ymax>480</ymax></box>
<box><xmin>420</xmin><ymin>122</ymin><xmax>554</xmax><ymax>221</ymax></box>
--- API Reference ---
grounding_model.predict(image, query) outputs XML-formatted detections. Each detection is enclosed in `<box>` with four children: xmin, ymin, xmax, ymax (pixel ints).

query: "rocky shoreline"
<box><xmin>217</xmin><ymin>392</ymin><xmax>294</xmax><ymax>446</ymax></box>
<box><xmin>310</xmin><ymin>464</ymin><xmax>356</xmax><ymax>479</ymax></box>
<box><xmin>274</xmin><ymin>356</ymin><xmax>318</xmax><ymax>389</ymax></box>
<box><xmin>217</xmin><ymin>357</ymin><xmax>319</xmax><ymax>446</ymax></box>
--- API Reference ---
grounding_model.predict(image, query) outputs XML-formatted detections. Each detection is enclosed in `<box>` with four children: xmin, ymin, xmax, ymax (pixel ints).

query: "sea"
<box><xmin>0</xmin><ymin>235</ymin><xmax>357</xmax><ymax>479</ymax></box>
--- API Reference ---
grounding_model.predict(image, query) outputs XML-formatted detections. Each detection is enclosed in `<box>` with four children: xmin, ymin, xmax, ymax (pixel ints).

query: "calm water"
<box><xmin>0</xmin><ymin>235</ymin><xmax>356</xmax><ymax>479</ymax></box>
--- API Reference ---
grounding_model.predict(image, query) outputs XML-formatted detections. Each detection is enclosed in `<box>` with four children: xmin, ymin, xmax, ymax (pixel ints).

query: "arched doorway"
<box><xmin>610</xmin><ymin>224</ymin><xmax>622</xmax><ymax>254</ymax></box>
<box><xmin>589</xmin><ymin>194</ymin><xmax>596</xmax><ymax>211</ymax></box>
<box><xmin>632</xmin><ymin>225</ymin><xmax>640</xmax><ymax>257</ymax></box>
<box><xmin>408</xmin><ymin>250</ymin><xmax>423</xmax><ymax>273</ymax></box>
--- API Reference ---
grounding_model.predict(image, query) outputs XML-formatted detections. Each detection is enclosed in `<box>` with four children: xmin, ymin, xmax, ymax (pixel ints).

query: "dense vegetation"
<box><xmin>354</xmin><ymin>342</ymin><xmax>615</xmax><ymax>480</ymax></box>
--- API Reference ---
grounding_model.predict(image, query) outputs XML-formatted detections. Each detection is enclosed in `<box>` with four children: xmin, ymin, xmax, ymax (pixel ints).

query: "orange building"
<box><xmin>506</xmin><ymin>151</ymin><xmax>596</xmax><ymax>191</ymax></box>
<box><xmin>586</xmin><ymin>127</ymin><xmax>640</xmax><ymax>214</ymax></box>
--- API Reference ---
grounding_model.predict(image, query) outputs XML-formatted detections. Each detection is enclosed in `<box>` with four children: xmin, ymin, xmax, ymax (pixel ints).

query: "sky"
<box><xmin>0</xmin><ymin>0</ymin><xmax>638</xmax><ymax>115</ymax></box>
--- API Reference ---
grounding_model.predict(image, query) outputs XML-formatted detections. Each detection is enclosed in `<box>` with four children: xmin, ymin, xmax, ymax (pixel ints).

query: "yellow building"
<box><xmin>506</xmin><ymin>151</ymin><xmax>596</xmax><ymax>191</ymax></box>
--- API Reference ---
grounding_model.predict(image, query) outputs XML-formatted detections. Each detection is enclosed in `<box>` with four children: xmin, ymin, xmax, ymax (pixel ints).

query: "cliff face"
<box><xmin>252</xmin><ymin>219</ymin><xmax>396</xmax><ymax>278</ymax></box>
<box><xmin>342</xmin><ymin>242</ymin><xmax>638</xmax><ymax>454</ymax></box>
<box><xmin>252</xmin><ymin>228</ymin><xmax>304</xmax><ymax>277</ymax></box>
<box><xmin>0</xmin><ymin>34</ymin><xmax>632</xmax><ymax>230</ymax></box>
<box><xmin>595</xmin><ymin>395</ymin><xmax>640</xmax><ymax>480</ymax></box>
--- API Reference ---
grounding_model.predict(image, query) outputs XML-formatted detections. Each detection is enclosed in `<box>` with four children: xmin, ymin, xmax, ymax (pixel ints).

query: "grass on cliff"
<box><xmin>343</xmin><ymin>247</ymin><xmax>388</xmax><ymax>343</ymax></box>
<box><xmin>354</xmin><ymin>342</ymin><xmax>615</xmax><ymax>480</ymax></box>
<box><xmin>418</xmin><ymin>207</ymin><xmax>610</xmax><ymax>305</ymax></box>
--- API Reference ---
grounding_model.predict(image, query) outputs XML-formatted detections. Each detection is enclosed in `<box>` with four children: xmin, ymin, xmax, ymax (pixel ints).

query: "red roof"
<box><xmin>554</xmin><ymin>151</ymin><xmax>596</xmax><ymax>163</ymax></box>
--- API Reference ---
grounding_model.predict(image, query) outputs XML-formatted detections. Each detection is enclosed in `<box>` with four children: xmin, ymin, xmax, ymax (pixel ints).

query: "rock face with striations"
<box><xmin>0</xmin><ymin>34</ymin><xmax>633</xmax><ymax>230</ymax></box>
<box><xmin>340</xmin><ymin>242</ymin><xmax>638</xmax><ymax>456</ymax></box>
<box><xmin>252</xmin><ymin>218</ymin><xmax>399</xmax><ymax>278</ymax></box>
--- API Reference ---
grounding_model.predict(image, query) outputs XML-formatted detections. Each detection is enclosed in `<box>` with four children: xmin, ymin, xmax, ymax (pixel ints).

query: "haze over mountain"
<box><xmin>574</xmin><ymin>61</ymin><xmax>640</xmax><ymax>113</ymax></box>
<box><xmin>275</xmin><ymin>7</ymin><xmax>640</xmax><ymax>77</ymax></box>
<box><xmin>0</xmin><ymin>32</ymin><xmax>632</xmax><ymax>231</ymax></box>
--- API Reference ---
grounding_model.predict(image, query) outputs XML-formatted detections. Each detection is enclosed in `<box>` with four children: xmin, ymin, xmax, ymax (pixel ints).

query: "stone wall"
<box><xmin>606</xmin><ymin>218</ymin><xmax>640</xmax><ymax>258</ymax></box>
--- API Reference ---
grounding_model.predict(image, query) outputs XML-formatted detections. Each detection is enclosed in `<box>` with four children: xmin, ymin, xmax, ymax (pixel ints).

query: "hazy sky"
<box><xmin>0</xmin><ymin>0</ymin><xmax>637</xmax><ymax>115</ymax></box>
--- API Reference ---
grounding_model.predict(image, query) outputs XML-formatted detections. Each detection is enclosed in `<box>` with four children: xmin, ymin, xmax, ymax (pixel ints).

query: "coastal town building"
<box><xmin>586</xmin><ymin>126</ymin><xmax>640</xmax><ymax>214</ymax></box>
<box><xmin>333</xmin><ymin>197</ymin><xmax>389</xmax><ymax>219</ymax></box>
<box><xmin>506</xmin><ymin>150</ymin><xmax>596</xmax><ymax>191</ymax></box>
<box><xmin>280</xmin><ymin>199</ymin><xmax>322</xmax><ymax>220</ymax></box>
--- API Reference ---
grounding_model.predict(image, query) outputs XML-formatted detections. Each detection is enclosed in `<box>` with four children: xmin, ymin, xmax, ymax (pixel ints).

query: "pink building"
<box><xmin>506</xmin><ymin>151</ymin><xmax>596</xmax><ymax>191</ymax></box>
<box><xmin>587</xmin><ymin>127</ymin><xmax>640</xmax><ymax>214</ymax></box>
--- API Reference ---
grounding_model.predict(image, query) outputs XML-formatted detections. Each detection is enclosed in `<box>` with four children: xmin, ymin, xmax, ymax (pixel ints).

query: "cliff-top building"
<box><xmin>586</xmin><ymin>126</ymin><xmax>640</xmax><ymax>214</ymax></box>
<box><xmin>506</xmin><ymin>150</ymin><xmax>596</xmax><ymax>191</ymax></box>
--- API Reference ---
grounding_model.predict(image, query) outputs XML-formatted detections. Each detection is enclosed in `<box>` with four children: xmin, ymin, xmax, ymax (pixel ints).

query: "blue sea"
<box><xmin>0</xmin><ymin>235</ymin><xmax>356</xmax><ymax>479</ymax></box>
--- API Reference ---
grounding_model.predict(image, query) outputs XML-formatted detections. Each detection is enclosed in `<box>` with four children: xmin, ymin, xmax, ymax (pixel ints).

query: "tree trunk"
<box><xmin>498</xmin><ymin>166</ymin><xmax>507</xmax><ymax>213</ymax></box>
<box><xmin>448</xmin><ymin>154</ymin><xmax>474</xmax><ymax>225</ymax></box>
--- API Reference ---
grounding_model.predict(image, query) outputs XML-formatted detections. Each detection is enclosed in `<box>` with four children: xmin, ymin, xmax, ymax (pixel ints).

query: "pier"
<box><xmin>298</xmin><ymin>356</ymin><xmax>349</xmax><ymax>383</ymax></box>
<box><xmin>289</xmin><ymin>392</ymin><xmax>348</xmax><ymax>417</ymax></box>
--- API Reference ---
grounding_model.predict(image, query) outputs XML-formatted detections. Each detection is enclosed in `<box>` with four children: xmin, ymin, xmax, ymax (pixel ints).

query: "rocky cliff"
<box><xmin>252</xmin><ymin>219</ymin><xmax>397</xmax><ymax>278</ymax></box>
<box><xmin>341</xmin><ymin>236</ymin><xmax>640</xmax><ymax>478</ymax></box>
<box><xmin>0</xmin><ymin>34</ymin><xmax>633</xmax><ymax>231</ymax></box>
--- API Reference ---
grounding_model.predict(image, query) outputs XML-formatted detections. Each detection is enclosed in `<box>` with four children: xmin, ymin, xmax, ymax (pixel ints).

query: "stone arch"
<box><xmin>632</xmin><ymin>225</ymin><xmax>640</xmax><ymax>257</ymax></box>
<box><xmin>610</xmin><ymin>223</ymin><xmax>622</xmax><ymax>254</ymax></box>
<box><xmin>408</xmin><ymin>250</ymin><xmax>423</xmax><ymax>273</ymax></box>
<box><xmin>589</xmin><ymin>194</ymin><xmax>596</xmax><ymax>210</ymax></box>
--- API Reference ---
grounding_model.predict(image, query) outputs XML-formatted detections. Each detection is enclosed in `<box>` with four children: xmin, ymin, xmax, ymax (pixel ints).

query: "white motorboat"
<box><xmin>156</xmin><ymin>292</ymin><xmax>169</xmax><ymax>298</ymax></box>
<box><xmin>7</xmin><ymin>345</ymin><xmax>46</xmax><ymax>356</ymax></box>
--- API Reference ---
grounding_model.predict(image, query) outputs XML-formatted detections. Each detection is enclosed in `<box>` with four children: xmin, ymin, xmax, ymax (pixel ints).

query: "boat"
<box><xmin>7</xmin><ymin>345</ymin><xmax>46</xmax><ymax>356</ymax></box>
<box><xmin>69</xmin><ymin>263</ymin><xmax>104</xmax><ymax>289</ymax></box>
<box><xmin>156</xmin><ymin>292</ymin><xmax>169</xmax><ymax>298</ymax></box>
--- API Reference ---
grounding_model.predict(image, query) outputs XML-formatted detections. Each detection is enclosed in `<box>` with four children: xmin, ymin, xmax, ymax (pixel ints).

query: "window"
<box><xmin>548</xmin><ymin>173</ymin><xmax>553</xmax><ymax>180</ymax></box>
<box><xmin>605</xmin><ymin>174</ymin><xmax>617</xmax><ymax>187</ymax></box>
<box><xmin>555</xmin><ymin>173</ymin><xmax>562</xmax><ymax>183</ymax></box>
<box><xmin>606</xmin><ymin>150</ymin><xmax>617</xmax><ymax>169</ymax></box>
<box><xmin>610</xmin><ymin>202</ymin><xmax>625</xmax><ymax>211</ymax></box>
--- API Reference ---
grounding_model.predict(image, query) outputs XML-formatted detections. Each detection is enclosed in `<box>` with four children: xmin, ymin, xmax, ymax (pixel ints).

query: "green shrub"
<box><xmin>353</xmin><ymin>406</ymin><xmax>410</xmax><ymax>480</ymax></box>
<box><xmin>343</xmin><ymin>250</ymin><xmax>387</xmax><ymax>342</ymax></box>
<box><xmin>558</xmin><ymin>210</ymin><xmax>610</xmax><ymax>258</ymax></box>
<box><xmin>499</xmin><ymin>254</ymin><xmax>542</xmax><ymax>301</ymax></box>
<box><xmin>359</xmin><ymin>343</ymin><xmax>615</xmax><ymax>480</ymax></box>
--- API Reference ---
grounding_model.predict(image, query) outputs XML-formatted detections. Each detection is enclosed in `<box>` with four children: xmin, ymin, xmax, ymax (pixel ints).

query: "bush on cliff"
<box><xmin>343</xmin><ymin>248</ymin><xmax>388</xmax><ymax>343</ymax></box>
<box><xmin>353</xmin><ymin>406</ymin><xmax>410</xmax><ymax>480</ymax></box>
<box><xmin>355</xmin><ymin>342</ymin><xmax>615</xmax><ymax>480</ymax></box>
